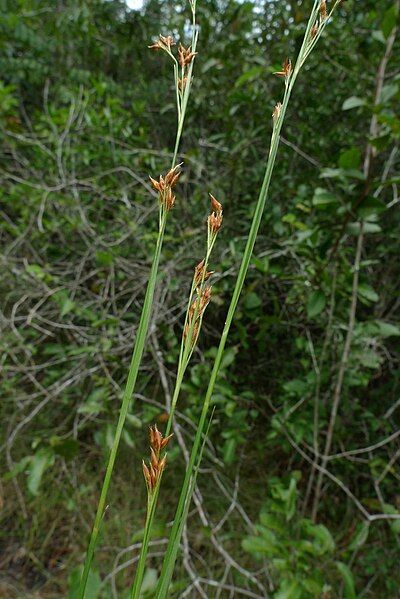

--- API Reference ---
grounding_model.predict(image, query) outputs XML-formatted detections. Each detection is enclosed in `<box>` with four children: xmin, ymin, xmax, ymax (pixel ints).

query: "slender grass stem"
<box><xmin>78</xmin><ymin>214</ymin><xmax>167</xmax><ymax>598</ymax></box>
<box><xmin>78</xmin><ymin>12</ymin><xmax>199</xmax><ymax>596</ymax></box>
<box><xmin>154</xmin><ymin>4</ymin><xmax>340</xmax><ymax>595</ymax></box>
<box><xmin>130</xmin><ymin>232</ymin><xmax>216</xmax><ymax>597</ymax></box>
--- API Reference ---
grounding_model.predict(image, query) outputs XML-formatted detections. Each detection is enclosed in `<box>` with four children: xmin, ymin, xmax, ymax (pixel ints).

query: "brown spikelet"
<box><xmin>142</xmin><ymin>461</ymin><xmax>151</xmax><ymax>487</ymax></box>
<box><xmin>148</xmin><ymin>34</ymin><xmax>175</xmax><ymax>51</ymax></box>
<box><xmin>272</xmin><ymin>102</ymin><xmax>282</xmax><ymax>120</ymax></box>
<box><xmin>183</xmin><ymin>286</ymin><xmax>212</xmax><ymax>347</ymax></box>
<box><xmin>274</xmin><ymin>58</ymin><xmax>292</xmax><ymax>79</ymax></box>
<box><xmin>164</xmin><ymin>164</ymin><xmax>181</xmax><ymax>187</ymax></box>
<box><xmin>178</xmin><ymin>44</ymin><xmax>197</xmax><ymax>68</ymax></box>
<box><xmin>208</xmin><ymin>211</ymin><xmax>223</xmax><ymax>235</ymax></box>
<box><xmin>149</xmin><ymin>424</ymin><xmax>162</xmax><ymax>452</ymax></box>
<box><xmin>319</xmin><ymin>1</ymin><xmax>327</xmax><ymax>21</ymax></box>
<box><xmin>194</xmin><ymin>259</ymin><xmax>214</xmax><ymax>287</ymax></box>
<box><xmin>143</xmin><ymin>425</ymin><xmax>173</xmax><ymax>494</ymax></box>
<box><xmin>208</xmin><ymin>194</ymin><xmax>223</xmax><ymax>235</ymax></box>
<box><xmin>150</xmin><ymin>447</ymin><xmax>158</xmax><ymax>469</ymax></box>
<box><xmin>200</xmin><ymin>286</ymin><xmax>212</xmax><ymax>312</ymax></box>
<box><xmin>149</xmin><ymin>165</ymin><xmax>182</xmax><ymax>211</ymax></box>
<box><xmin>209</xmin><ymin>194</ymin><xmax>222</xmax><ymax>213</ymax></box>
<box><xmin>311</xmin><ymin>24</ymin><xmax>319</xmax><ymax>39</ymax></box>
<box><xmin>158</xmin><ymin>455</ymin><xmax>167</xmax><ymax>474</ymax></box>
<box><xmin>160</xmin><ymin>434</ymin><xmax>173</xmax><ymax>450</ymax></box>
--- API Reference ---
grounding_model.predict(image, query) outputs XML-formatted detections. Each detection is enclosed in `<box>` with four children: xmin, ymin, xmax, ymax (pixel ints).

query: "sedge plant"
<box><xmin>153</xmin><ymin>1</ymin><xmax>343</xmax><ymax>596</ymax></box>
<box><xmin>78</xmin><ymin>2</ymin><xmax>199</xmax><ymax>596</ymax></box>
<box><xmin>131</xmin><ymin>196</ymin><xmax>223</xmax><ymax>597</ymax></box>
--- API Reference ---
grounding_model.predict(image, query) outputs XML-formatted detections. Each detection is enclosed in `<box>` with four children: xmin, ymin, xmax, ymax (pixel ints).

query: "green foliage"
<box><xmin>1</xmin><ymin>0</ymin><xmax>400</xmax><ymax>597</ymax></box>
<box><xmin>243</xmin><ymin>475</ymin><xmax>338</xmax><ymax>598</ymax></box>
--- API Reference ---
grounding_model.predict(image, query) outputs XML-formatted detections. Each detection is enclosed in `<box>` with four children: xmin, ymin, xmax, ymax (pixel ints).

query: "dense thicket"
<box><xmin>1</xmin><ymin>1</ymin><xmax>400</xmax><ymax>597</ymax></box>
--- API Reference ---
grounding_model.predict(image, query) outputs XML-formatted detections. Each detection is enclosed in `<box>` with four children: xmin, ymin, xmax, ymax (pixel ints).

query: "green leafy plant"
<box><xmin>243</xmin><ymin>473</ymin><xmax>338</xmax><ymax>598</ymax></box>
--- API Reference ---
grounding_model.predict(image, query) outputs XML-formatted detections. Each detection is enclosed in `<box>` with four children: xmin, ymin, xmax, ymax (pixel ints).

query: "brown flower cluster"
<box><xmin>183</xmin><ymin>285</ymin><xmax>212</xmax><ymax>347</ymax></box>
<box><xmin>142</xmin><ymin>425</ymin><xmax>173</xmax><ymax>494</ymax></box>
<box><xmin>178</xmin><ymin>44</ymin><xmax>197</xmax><ymax>68</ymax></box>
<box><xmin>274</xmin><ymin>57</ymin><xmax>292</xmax><ymax>80</ymax></box>
<box><xmin>148</xmin><ymin>34</ymin><xmax>175</xmax><ymax>52</ymax></box>
<box><xmin>148</xmin><ymin>36</ymin><xmax>197</xmax><ymax>73</ymax></box>
<box><xmin>149</xmin><ymin>164</ymin><xmax>181</xmax><ymax>211</ymax></box>
<box><xmin>194</xmin><ymin>259</ymin><xmax>214</xmax><ymax>287</ymax></box>
<box><xmin>208</xmin><ymin>194</ymin><xmax>223</xmax><ymax>236</ymax></box>
<box><xmin>320</xmin><ymin>1</ymin><xmax>327</xmax><ymax>21</ymax></box>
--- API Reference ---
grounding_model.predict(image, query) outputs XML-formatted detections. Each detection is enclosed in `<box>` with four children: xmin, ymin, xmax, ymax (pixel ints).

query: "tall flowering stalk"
<box><xmin>78</xmin><ymin>3</ymin><xmax>198</xmax><ymax>596</ymax></box>
<box><xmin>130</xmin><ymin>195</ymin><xmax>223</xmax><ymax>597</ymax></box>
<box><xmin>154</xmin><ymin>2</ymin><xmax>343</xmax><ymax>596</ymax></box>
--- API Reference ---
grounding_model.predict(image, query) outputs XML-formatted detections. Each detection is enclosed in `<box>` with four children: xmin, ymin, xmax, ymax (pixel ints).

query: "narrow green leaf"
<box><xmin>336</xmin><ymin>562</ymin><xmax>356</xmax><ymax>599</ymax></box>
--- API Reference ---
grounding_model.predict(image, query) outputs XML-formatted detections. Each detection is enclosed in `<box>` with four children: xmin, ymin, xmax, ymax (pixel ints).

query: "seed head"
<box><xmin>149</xmin><ymin>424</ymin><xmax>172</xmax><ymax>453</ymax></box>
<box><xmin>273</xmin><ymin>58</ymin><xmax>292</xmax><ymax>80</ymax></box>
<box><xmin>149</xmin><ymin>424</ymin><xmax>162</xmax><ymax>452</ymax></box>
<box><xmin>148</xmin><ymin>34</ymin><xmax>176</xmax><ymax>51</ymax></box>
<box><xmin>209</xmin><ymin>194</ymin><xmax>222</xmax><ymax>213</ymax></box>
<box><xmin>178</xmin><ymin>44</ymin><xmax>197</xmax><ymax>68</ymax></box>
<box><xmin>194</xmin><ymin>259</ymin><xmax>214</xmax><ymax>287</ymax></box>
<box><xmin>311</xmin><ymin>24</ymin><xmax>319</xmax><ymax>39</ymax></box>
<box><xmin>149</xmin><ymin>165</ymin><xmax>182</xmax><ymax>211</ymax></box>
<box><xmin>164</xmin><ymin>189</ymin><xmax>175</xmax><ymax>211</ymax></box>
<box><xmin>200</xmin><ymin>286</ymin><xmax>212</xmax><ymax>312</ymax></box>
<box><xmin>208</xmin><ymin>194</ymin><xmax>223</xmax><ymax>235</ymax></box>
<box><xmin>183</xmin><ymin>286</ymin><xmax>212</xmax><ymax>347</ymax></box>
<box><xmin>150</xmin><ymin>447</ymin><xmax>158</xmax><ymax>469</ymax></box>
<box><xmin>158</xmin><ymin>455</ymin><xmax>167</xmax><ymax>474</ymax></box>
<box><xmin>319</xmin><ymin>1</ymin><xmax>327</xmax><ymax>21</ymax></box>
<box><xmin>143</xmin><ymin>425</ymin><xmax>173</xmax><ymax>494</ymax></box>
<box><xmin>164</xmin><ymin>164</ymin><xmax>182</xmax><ymax>187</ymax></box>
<box><xmin>208</xmin><ymin>212</ymin><xmax>223</xmax><ymax>235</ymax></box>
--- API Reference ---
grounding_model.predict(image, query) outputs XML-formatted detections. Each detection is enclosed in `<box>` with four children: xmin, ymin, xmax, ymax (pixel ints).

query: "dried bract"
<box><xmin>311</xmin><ymin>24</ymin><xmax>319</xmax><ymax>39</ymax></box>
<box><xmin>178</xmin><ymin>76</ymin><xmax>189</xmax><ymax>92</ymax></box>
<box><xmin>319</xmin><ymin>1</ymin><xmax>327</xmax><ymax>21</ymax></box>
<box><xmin>209</xmin><ymin>194</ymin><xmax>222</xmax><ymax>213</ymax></box>
<box><xmin>272</xmin><ymin>102</ymin><xmax>282</xmax><ymax>120</ymax></box>
<box><xmin>208</xmin><ymin>194</ymin><xmax>223</xmax><ymax>236</ymax></box>
<box><xmin>274</xmin><ymin>58</ymin><xmax>292</xmax><ymax>80</ymax></box>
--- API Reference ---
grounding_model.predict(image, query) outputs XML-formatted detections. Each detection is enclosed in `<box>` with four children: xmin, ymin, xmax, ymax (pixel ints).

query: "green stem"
<box><xmin>154</xmin><ymin>3</ymin><xmax>339</xmax><ymax>595</ymax></box>
<box><xmin>130</xmin><ymin>491</ymin><xmax>158</xmax><ymax>599</ymax></box>
<box><xmin>130</xmin><ymin>238</ymin><xmax>215</xmax><ymax>598</ymax></box>
<box><xmin>79</xmin><ymin>10</ymin><xmax>201</xmax><ymax>594</ymax></box>
<box><xmin>78</xmin><ymin>214</ymin><xmax>167</xmax><ymax>598</ymax></box>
